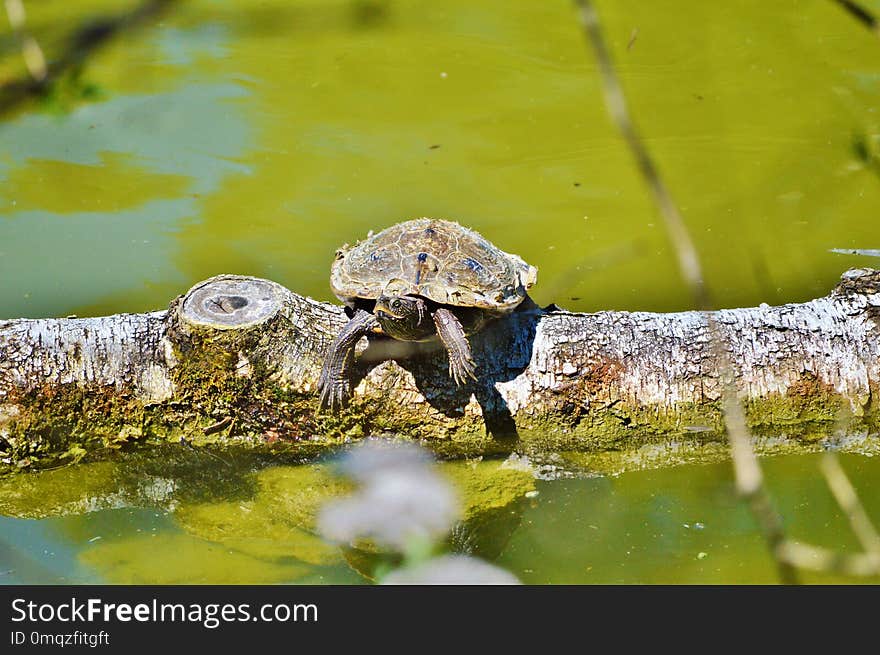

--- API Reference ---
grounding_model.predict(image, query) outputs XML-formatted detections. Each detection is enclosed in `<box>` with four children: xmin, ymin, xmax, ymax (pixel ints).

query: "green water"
<box><xmin>0</xmin><ymin>452</ymin><xmax>878</xmax><ymax>584</ymax></box>
<box><xmin>1</xmin><ymin>0</ymin><xmax>879</xmax><ymax>583</ymax></box>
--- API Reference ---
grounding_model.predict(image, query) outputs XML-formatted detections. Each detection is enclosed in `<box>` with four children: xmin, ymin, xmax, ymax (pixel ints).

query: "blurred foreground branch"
<box><xmin>830</xmin><ymin>0</ymin><xmax>880</xmax><ymax>38</ymax></box>
<box><xmin>765</xmin><ymin>440</ymin><xmax>880</xmax><ymax>577</ymax></box>
<box><xmin>723</xmin><ymin>387</ymin><xmax>800</xmax><ymax>583</ymax></box>
<box><xmin>574</xmin><ymin>1</ymin><xmax>880</xmax><ymax>583</ymax></box>
<box><xmin>573</xmin><ymin>0</ymin><xmax>708</xmax><ymax>309</ymax></box>
<box><xmin>5</xmin><ymin>0</ymin><xmax>47</xmax><ymax>81</ymax></box>
<box><xmin>0</xmin><ymin>0</ymin><xmax>178</xmax><ymax>116</ymax></box>
<box><xmin>819</xmin><ymin>453</ymin><xmax>880</xmax><ymax>555</ymax></box>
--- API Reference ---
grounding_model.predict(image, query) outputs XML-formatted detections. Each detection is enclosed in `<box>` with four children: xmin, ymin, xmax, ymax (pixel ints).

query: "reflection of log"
<box><xmin>1</xmin><ymin>269</ymin><xmax>879</xmax><ymax>471</ymax></box>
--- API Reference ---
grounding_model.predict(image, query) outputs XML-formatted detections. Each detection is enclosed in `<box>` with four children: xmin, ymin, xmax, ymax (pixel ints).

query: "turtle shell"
<box><xmin>330</xmin><ymin>218</ymin><xmax>537</xmax><ymax>312</ymax></box>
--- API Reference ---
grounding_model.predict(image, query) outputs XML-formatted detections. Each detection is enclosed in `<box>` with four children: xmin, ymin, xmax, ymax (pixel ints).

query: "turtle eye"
<box><xmin>391</xmin><ymin>299</ymin><xmax>402</xmax><ymax>310</ymax></box>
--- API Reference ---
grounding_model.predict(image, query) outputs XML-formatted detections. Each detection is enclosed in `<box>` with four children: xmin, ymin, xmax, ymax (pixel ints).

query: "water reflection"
<box><xmin>0</xmin><ymin>450</ymin><xmax>536</xmax><ymax>584</ymax></box>
<box><xmin>498</xmin><ymin>453</ymin><xmax>880</xmax><ymax>584</ymax></box>
<box><xmin>1</xmin><ymin>451</ymin><xmax>878</xmax><ymax>584</ymax></box>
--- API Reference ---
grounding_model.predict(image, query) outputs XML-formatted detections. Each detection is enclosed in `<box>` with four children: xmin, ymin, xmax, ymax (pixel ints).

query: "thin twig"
<box><xmin>776</xmin><ymin>541</ymin><xmax>880</xmax><ymax>577</ymax></box>
<box><xmin>5</xmin><ymin>0</ymin><xmax>47</xmax><ymax>82</ymax></box>
<box><xmin>576</xmin><ymin>0</ymin><xmax>880</xmax><ymax>584</ymax></box>
<box><xmin>830</xmin><ymin>248</ymin><xmax>880</xmax><ymax>258</ymax></box>
<box><xmin>722</xmin><ymin>383</ymin><xmax>801</xmax><ymax>584</ymax></box>
<box><xmin>819</xmin><ymin>453</ymin><xmax>880</xmax><ymax>555</ymax></box>
<box><xmin>573</xmin><ymin>0</ymin><xmax>802</xmax><ymax>583</ymax></box>
<box><xmin>830</xmin><ymin>0</ymin><xmax>880</xmax><ymax>38</ymax></box>
<box><xmin>573</xmin><ymin>0</ymin><xmax>708</xmax><ymax>310</ymax></box>
<box><xmin>0</xmin><ymin>0</ymin><xmax>178</xmax><ymax>116</ymax></box>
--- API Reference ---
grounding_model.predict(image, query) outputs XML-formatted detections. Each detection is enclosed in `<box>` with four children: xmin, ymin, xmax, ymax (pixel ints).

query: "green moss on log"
<box><xmin>0</xmin><ymin>385</ymin><xmax>151</xmax><ymax>473</ymax></box>
<box><xmin>2</xmin><ymin>355</ymin><xmax>878</xmax><ymax>477</ymax></box>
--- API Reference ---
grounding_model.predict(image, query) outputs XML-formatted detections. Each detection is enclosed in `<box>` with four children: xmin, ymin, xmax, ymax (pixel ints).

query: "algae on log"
<box><xmin>1</xmin><ymin>269</ymin><xmax>879</xmax><ymax>471</ymax></box>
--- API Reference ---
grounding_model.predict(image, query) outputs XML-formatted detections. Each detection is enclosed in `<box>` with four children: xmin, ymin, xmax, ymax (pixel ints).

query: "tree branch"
<box><xmin>1</xmin><ymin>269</ymin><xmax>878</xmax><ymax>471</ymax></box>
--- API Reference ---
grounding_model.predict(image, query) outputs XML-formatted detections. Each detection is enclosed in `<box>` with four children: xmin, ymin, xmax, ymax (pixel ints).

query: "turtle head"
<box><xmin>374</xmin><ymin>292</ymin><xmax>433</xmax><ymax>341</ymax></box>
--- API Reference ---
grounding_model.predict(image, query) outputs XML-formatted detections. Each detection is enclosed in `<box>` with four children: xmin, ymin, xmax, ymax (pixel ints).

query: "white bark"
<box><xmin>1</xmin><ymin>269</ymin><xmax>878</xmax><ymax>466</ymax></box>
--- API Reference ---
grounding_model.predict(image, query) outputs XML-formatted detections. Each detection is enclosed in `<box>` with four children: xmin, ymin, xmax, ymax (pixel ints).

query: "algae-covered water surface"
<box><xmin>1</xmin><ymin>451</ymin><xmax>878</xmax><ymax>584</ymax></box>
<box><xmin>1</xmin><ymin>1</ymin><xmax>879</xmax><ymax>583</ymax></box>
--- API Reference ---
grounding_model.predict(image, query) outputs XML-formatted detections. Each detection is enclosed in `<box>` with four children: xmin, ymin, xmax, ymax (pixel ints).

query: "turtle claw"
<box><xmin>317</xmin><ymin>359</ymin><xmax>352</xmax><ymax>411</ymax></box>
<box><xmin>316</xmin><ymin>308</ymin><xmax>378</xmax><ymax>413</ymax></box>
<box><xmin>449</xmin><ymin>354</ymin><xmax>477</xmax><ymax>387</ymax></box>
<box><xmin>318</xmin><ymin>375</ymin><xmax>351</xmax><ymax>412</ymax></box>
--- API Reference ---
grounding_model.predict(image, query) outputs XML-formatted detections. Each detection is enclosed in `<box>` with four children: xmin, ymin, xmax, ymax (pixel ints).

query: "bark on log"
<box><xmin>1</xmin><ymin>268</ymin><xmax>879</xmax><ymax>473</ymax></box>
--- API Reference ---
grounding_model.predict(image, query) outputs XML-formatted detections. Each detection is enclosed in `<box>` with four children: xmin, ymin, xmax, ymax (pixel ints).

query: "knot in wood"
<box><xmin>180</xmin><ymin>275</ymin><xmax>284</xmax><ymax>330</ymax></box>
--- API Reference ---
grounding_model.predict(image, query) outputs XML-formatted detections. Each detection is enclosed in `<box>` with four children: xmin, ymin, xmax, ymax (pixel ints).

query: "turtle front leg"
<box><xmin>433</xmin><ymin>307</ymin><xmax>477</xmax><ymax>386</ymax></box>
<box><xmin>317</xmin><ymin>309</ymin><xmax>380</xmax><ymax>411</ymax></box>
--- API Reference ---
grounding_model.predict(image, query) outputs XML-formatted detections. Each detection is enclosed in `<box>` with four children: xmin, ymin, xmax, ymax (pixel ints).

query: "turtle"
<box><xmin>317</xmin><ymin>217</ymin><xmax>538</xmax><ymax>411</ymax></box>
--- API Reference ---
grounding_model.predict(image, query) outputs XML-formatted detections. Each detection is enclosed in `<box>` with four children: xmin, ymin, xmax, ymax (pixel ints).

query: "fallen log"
<box><xmin>1</xmin><ymin>268</ymin><xmax>879</xmax><ymax>473</ymax></box>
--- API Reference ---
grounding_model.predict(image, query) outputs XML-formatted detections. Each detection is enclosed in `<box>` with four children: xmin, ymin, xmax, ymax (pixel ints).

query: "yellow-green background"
<box><xmin>2</xmin><ymin>0</ymin><xmax>878</xmax><ymax>319</ymax></box>
<box><xmin>1</xmin><ymin>0</ymin><xmax>878</xmax><ymax>584</ymax></box>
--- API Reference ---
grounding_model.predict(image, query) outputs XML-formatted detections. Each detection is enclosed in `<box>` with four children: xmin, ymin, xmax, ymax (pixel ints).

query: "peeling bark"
<box><xmin>1</xmin><ymin>269</ymin><xmax>879</xmax><ymax>471</ymax></box>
